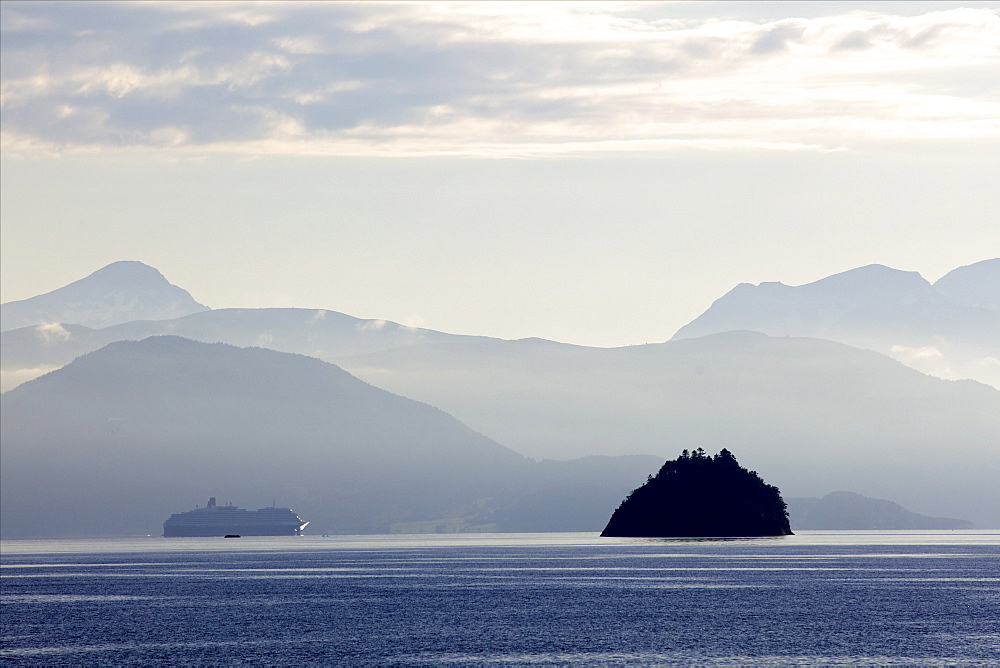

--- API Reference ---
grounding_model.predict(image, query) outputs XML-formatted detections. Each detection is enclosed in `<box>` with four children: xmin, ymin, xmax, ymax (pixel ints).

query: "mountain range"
<box><xmin>0</xmin><ymin>336</ymin><xmax>659</xmax><ymax>537</ymax></box>
<box><xmin>4</xmin><ymin>259</ymin><xmax>997</xmax><ymax>391</ymax></box>
<box><xmin>336</xmin><ymin>330</ymin><xmax>1000</xmax><ymax>526</ymax></box>
<box><xmin>2</xmin><ymin>259</ymin><xmax>998</xmax><ymax>534</ymax></box>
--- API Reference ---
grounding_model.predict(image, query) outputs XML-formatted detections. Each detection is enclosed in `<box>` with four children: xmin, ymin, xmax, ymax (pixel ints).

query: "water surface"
<box><xmin>3</xmin><ymin>531</ymin><xmax>998</xmax><ymax>665</ymax></box>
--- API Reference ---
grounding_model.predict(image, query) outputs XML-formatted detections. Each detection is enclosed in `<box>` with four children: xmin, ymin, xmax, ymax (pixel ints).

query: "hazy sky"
<box><xmin>2</xmin><ymin>1</ymin><xmax>998</xmax><ymax>346</ymax></box>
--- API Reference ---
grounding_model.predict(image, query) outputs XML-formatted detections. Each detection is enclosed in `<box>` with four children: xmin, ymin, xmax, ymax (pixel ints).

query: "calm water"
<box><xmin>2</xmin><ymin>531</ymin><xmax>999</xmax><ymax>665</ymax></box>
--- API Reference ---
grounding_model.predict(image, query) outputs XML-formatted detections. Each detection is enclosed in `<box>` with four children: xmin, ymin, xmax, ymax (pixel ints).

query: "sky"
<box><xmin>2</xmin><ymin>1</ymin><xmax>999</xmax><ymax>347</ymax></box>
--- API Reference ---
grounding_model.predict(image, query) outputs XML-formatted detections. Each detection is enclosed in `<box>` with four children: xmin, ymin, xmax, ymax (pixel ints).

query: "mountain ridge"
<box><xmin>933</xmin><ymin>258</ymin><xmax>1000</xmax><ymax>311</ymax></box>
<box><xmin>3</xmin><ymin>259</ymin><xmax>998</xmax><ymax>390</ymax></box>
<box><xmin>671</xmin><ymin>259</ymin><xmax>1000</xmax><ymax>388</ymax></box>
<box><xmin>786</xmin><ymin>491</ymin><xmax>973</xmax><ymax>530</ymax></box>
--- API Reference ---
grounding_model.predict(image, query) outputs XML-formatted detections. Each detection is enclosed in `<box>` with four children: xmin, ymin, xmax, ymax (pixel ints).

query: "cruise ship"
<box><xmin>162</xmin><ymin>497</ymin><xmax>309</xmax><ymax>537</ymax></box>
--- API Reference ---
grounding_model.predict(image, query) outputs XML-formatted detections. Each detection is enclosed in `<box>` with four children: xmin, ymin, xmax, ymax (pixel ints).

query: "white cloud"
<box><xmin>150</xmin><ymin>2</ymin><xmax>281</xmax><ymax>30</ymax></box>
<box><xmin>34</xmin><ymin>322</ymin><xmax>72</xmax><ymax>342</ymax></box>
<box><xmin>888</xmin><ymin>344</ymin><xmax>1000</xmax><ymax>390</ymax></box>
<box><xmin>890</xmin><ymin>344</ymin><xmax>944</xmax><ymax>361</ymax></box>
<box><xmin>357</xmin><ymin>319</ymin><xmax>388</xmax><ymax>332</ymax></box>
<box><xmin>0</xmin><ymin>366</ymin><xmax>60</xmax><ymax>393</ymax></box>
<box><xmin>271</xmin><ymin>35</ymin><xmax>326</xmax><ymax>56</ymax></box>
<box><xmin>149</xmin><ymin>125</ymin><xmax>191</xmax><ymax>146</ymax></box>
<box><xmin>2</xmin><ymin>2</ymin><xmax>998</xmax><ymax>157</ymax></box>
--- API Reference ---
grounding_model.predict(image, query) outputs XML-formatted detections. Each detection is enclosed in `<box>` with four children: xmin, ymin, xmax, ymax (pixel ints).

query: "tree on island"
<box><xmin>601</xmin><ymin>448</ymin><xmax>793</xmax><ymax>537</ymax></box>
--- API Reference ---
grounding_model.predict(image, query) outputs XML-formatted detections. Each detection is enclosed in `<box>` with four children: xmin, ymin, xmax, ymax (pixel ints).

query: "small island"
<box><xmin>601</xmin><ymin>448</ymin><xmax>792</xmax><ymax>537</ymax></box>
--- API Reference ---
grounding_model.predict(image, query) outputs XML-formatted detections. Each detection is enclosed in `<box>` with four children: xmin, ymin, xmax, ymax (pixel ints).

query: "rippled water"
<box><xmin>2</xmin><ymin>531</ymin><xmax>999</xmax><ymax>665</ymax></box>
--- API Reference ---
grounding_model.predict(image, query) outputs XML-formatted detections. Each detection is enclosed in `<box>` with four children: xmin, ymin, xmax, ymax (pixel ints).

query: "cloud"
<box><xmin>0</xmin><ymin>366</ymin><xmax>60</xmax><ymax>392</ymax></box>
<box><xmin>888</xmin><ymin>344</ymin><xmax>1000</xmax><ymax>390</ymax></box>
<box><xmin>34</xmin><ymin>322</ymin><xmax>72</xmax><ymax>342</ymax></box>
<box><xmin>967</xmin><ymin>356</ymin><xmax>1000</xmax><ymax>390</ymax></box>
<box><xmin>2</xmin><ymin>2</ymin><xmax>998</xmax><ymax>157</ymax></box>
<box><xmin>889</xmin><ymin>344</ymin><xmax>945</xmax><ymax>361</ymax></box>
<box><xmin>357</xmin><ymin>319</ymin><xmax>388</xmax><ymax>332</ymax></box>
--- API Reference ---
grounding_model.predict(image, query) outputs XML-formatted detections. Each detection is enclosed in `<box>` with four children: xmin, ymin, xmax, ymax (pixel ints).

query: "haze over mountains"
<box><xmin>1</xmin><ymin>336</ymin><xmax>658</xmax><ymax>537</ymax></box>
<box><xmin>338</xmin><ymin>331</ymin><xmax>1000</xmax><ymax>526</ymax></box>
<box><xmin>2</xmin><ymin>260</ymin><xmax>998</xmax><ymax>534</ymax></box>
<box><xmin>0</xmin><ymin>307</ymin><xmax>484</xmax><ymax>393</ymax></box>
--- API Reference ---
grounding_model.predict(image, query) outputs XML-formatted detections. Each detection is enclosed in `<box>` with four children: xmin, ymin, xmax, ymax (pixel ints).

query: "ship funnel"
<box><xmin>207</xmin><ymin>497</ymin><xmax>216</xmax><ymax>508</ymax></box>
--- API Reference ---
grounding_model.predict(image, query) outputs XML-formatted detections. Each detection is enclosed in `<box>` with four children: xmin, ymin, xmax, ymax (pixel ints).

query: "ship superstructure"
<box><xmin>162</xmin><ymin>497</ymin><xmax>309</xmax><ymax>537</ymax></box>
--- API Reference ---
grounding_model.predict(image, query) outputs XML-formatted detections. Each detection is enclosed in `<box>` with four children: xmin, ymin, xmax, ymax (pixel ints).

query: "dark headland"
<box><xmin>601</xmin><ymin>448</ymin><xmax>793</xmax><ymax>537</ymax></box>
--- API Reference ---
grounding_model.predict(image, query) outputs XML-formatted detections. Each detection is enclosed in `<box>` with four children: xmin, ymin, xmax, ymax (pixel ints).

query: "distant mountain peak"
<box><xmin>798</xmin><ymin>264</ymin><xmax>930</xmax><ymax>291</ymax></box>
<box><xmin>672</xmin><ymin>261</ymin><xmax>985</xmax><ymax>339</ymax></box>
<box><xmin>84</xmin><ymin>260</ymin><xmax>171</xmax><ymax>283</ymax></box>
<box><xmin>933</xmin><ymin>258</ymin><xmax>1000</xmax><ymax>311</ymax></box>
<box><xmin>669</xmin><ymin>259</ymin><xmax>1000</xmax><ymax>388</ymax></box>
<box><xmin>1</xmin><ymin>261</ymin><xmax>209</xmax><ymax>332</ymax></box>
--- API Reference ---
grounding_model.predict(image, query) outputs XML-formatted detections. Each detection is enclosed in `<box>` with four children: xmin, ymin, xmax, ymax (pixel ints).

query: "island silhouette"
<box><xmin>601</xmin><ymin>448</ymin><xmax>792</xmax><ymax>537</ymax></box>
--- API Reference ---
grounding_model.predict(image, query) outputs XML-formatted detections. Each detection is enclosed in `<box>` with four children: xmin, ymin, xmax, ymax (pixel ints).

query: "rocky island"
<box><xmin>601</xmin><ymin>448</ymin><xmax>792</xmax><ymax>537</ymax></box>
